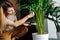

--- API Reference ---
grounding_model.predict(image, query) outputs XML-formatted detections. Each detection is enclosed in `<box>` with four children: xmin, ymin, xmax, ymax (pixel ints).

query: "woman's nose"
<box><xmin>12</xmin><ymin>9</ymin><xmax>15</xmax><ymax>13</ymax></box>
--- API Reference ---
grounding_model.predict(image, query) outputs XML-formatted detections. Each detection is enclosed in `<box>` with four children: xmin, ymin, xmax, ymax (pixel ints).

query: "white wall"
<box><xmin>53</xmin><ymin>0</ymin><xmax>60</xmax><ymax>6</ymax></box>
<box><xmin>47</xmin><ymin>19</ymin><xmax>57</xmax><ymax>38</ymax></box>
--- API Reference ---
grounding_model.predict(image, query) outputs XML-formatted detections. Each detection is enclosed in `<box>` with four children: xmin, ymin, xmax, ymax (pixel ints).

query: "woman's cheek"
<box><xmin>8</xmin><ymin>11</ymin><xmax>13</xmax><ymax>14</ymax></box>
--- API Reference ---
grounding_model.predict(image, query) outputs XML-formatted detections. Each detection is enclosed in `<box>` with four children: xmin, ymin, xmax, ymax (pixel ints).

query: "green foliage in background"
<box><xmin>16</xmin><ymin>0</ymin><xmax>53</xmax><ymax>34</ymax></box>
<box><xmin>46</xmin><ymin>5</ymin><xmax>60</xmax><ymax>32</ymax></box>
<box><xmin>16</xmin><ymin>0</ymin><xmax>60</xmax><ymax>33</ymax></box>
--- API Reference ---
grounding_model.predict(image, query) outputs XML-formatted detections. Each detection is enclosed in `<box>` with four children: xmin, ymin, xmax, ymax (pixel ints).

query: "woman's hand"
<box><xmin>27</xmin><ymin>12</ymin><xmax>35</xmax><ymax>18</ymax></box>
<box><xmin>23</xmin><ymin>22</ymin><xmax>30</xmax><ymax>26</ymax></box>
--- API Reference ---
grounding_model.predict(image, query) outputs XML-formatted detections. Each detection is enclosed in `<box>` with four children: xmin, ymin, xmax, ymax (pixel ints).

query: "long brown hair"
<box><xmin>1</xmin><ymin>1</ymin><xmax>13</xmax><ymax>16</ymax></box>
<box><xmin>0</xmin><ymin>6</ymin><xmax>6</xmax><ymax>34</ymax></box>
<box><xmin>0</xmin><ymin>1</ymin><xmax>13</xmax><ymax>33</ymax></box>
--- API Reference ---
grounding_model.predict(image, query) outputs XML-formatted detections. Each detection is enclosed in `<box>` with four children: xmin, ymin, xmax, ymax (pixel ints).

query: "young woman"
<box><xmin>0</xmin><ymin>1</ymin><xmax>35</xmax><ymax>40</ymax></box>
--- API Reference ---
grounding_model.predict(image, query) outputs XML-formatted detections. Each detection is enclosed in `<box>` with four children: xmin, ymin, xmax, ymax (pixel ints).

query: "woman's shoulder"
<box><xmin>6</xmin><ymin>15</ymin><xmax>16</xmax><ymax>21</ymax></box>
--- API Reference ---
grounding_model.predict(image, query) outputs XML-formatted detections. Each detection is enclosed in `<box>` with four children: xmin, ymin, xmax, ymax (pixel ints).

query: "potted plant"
<box><xmin>45</xmin><ymin>2</ymin><xmax>60</xmax><ymax>40</ymax></box>
<box><xmin>16</xmin><ymin>0</ymin><xmax>54</xmax><ymax>40</ymax></box>
<box><xmin>53</xmin><ymin>9</ymin><xmax>60</xmax><ymax>40</ymax></box>
<box><xmin>16</xmin><ymin>0</ymin><xmax>60</xmax><ymax>40</ymax></box>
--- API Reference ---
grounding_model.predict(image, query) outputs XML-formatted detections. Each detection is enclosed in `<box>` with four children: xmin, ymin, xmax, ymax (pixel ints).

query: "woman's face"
<box><xmin>7</xmin><ymin>7</ymin><xmax>15</xmax><ymax>15</ymax></box>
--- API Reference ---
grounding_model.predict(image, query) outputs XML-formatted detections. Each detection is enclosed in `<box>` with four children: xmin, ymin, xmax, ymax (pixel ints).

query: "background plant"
<box><xmin>16</xmin><ymin>0</ymin><xmax>60</xmax><ymax>34</ymax></box>
<box><xmin>16</xmin><ymin>0</ymin><xmax>53</xmax><ymax>34</ymax></box>
<box><xmin>45</xmin><ymin>5</ymin><xmax>60</xmax><ymax>32</ymax></box>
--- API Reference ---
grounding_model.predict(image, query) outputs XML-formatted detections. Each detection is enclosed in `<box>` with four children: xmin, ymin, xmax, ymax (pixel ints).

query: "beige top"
<box><xmin>5</xmin><ymin>14</ymin><xmax>17</xmax><ymax>31</ymax></box>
